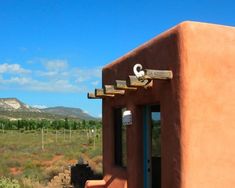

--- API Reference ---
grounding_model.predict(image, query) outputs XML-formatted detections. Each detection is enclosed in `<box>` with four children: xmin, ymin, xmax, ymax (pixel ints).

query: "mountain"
<box><xmin>0</xmin><ymin>98</ymin><xmax>39</xmax><ymax>112</ymax></box>
<box><xmin>42</xmin><ymin>106</ymin><xmax>97</xmax><ymax>120</ymax></box>
<box><xmin>0</xmin><ymin>98</ymin><xmax>97</xmax><ymax>120</ymax></box>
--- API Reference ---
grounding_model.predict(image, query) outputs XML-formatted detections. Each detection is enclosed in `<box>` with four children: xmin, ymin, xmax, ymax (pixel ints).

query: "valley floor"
<box><xmin>0</xmin><ymin>129</ymin><xmax>102</xmax><ymax>187</ymax></box>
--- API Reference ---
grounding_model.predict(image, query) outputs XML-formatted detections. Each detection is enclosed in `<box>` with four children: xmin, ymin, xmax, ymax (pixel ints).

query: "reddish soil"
<box><xmin>41</xmin><ymin>155</ymin><xmax>64</xmax><ymax>167</ymax></box>
<box><xmin>9</xmin><ymin>167</ymin><xmax>22</xmax><ymax>175</ymax></box>
<box><xmin>67</xmin><ymin>159</ymin><xmax>77</xmax><ymax>165</ymax></box>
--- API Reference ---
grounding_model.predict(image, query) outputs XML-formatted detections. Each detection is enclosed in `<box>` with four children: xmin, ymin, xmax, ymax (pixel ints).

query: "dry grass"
<box><xmin>0</xmin><ymin>129</ymin><xmax>102</xmax><ymax>187</ymax></box>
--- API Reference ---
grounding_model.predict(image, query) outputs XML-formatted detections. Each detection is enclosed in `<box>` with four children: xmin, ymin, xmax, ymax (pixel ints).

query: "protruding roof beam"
<box><xmin>95</xmin><ymin>89</ymin><xmax>115</xmax><ymax>97</ymax></box>
<box><xmin>133</xmin><ymin>64</ymin><xmax>173</xmax><ymax>81</ymax></box>
<box><xmin>144</xmin><ymin>69</ymin><xmax>173</xmax><ymax>80</ymax></box>
<box><xmin>115</xmin><ymin>80</ymin><xmax>137</xmax><ymax>90</ymax></box>
<box><xmin>128</xmin><ymin>75</ymin><xmax>153</xmax><ymax>88</ymax></box>
<box><xmin>87</xmin><ymin>92</ymin><xmax>101</xmax><ymax>99</ymax></box>
<box><xmin>104</xmin><ymin>85</ymin><xmax>125</xmax><ymax>95</ymax></box>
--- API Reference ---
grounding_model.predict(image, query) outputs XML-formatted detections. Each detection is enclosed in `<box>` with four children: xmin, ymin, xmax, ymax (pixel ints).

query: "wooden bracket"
<box><xmin>104</xmin><ymin>85</ymin><xmax>125</xmax><ymax>95</ymax></box>
<box><xmin>143</xmin><ymin>69</ymin><xmax>173</xmax><ymax>80</ymax></box>
<box><xmin>128</xmin><ymin>75</ymin><xmax>153</xmax><ymax>88</ymax></box>
<box><xmin>95</xmin><ymin>89</ymin><xmax>115</xmax><ymax>98</ymax></box>
<box><xmin>89</xmin><ymin>69</ymin><xmax>172</xmax><ymax>99</ymax></box>
<box><xmin>133</xmin><ymin>64</ymin><xmax>173</xmax><ymax>81</ymax></box>
<box><xmin>87</xmin><ymin>92</ymin><xmax>101</xmax><ymax>99</ymax></box>
<box><xmin>115</xmin><ymin>80</ymin><xmax>137</xmax><ymax>90</ymax></box>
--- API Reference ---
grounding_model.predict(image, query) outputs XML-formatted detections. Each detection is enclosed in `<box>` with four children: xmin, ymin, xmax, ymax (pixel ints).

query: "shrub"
<box><xmin>20</xmin><ymin>177</ymin><xmax>43</xmax><ymax>188</ymax></box>
<box><xmin>44</xmin><ymin>166</ymin><xmax>61</xmax><ymax>182</ymax></box>
<box><xmin>88</xmin><ymin>138</ymin><xmax>93</xmax><ymax>145</ymax></box>
<box><xmin>88</xmin><ymin>148</ymin><xmax>101</xmax><ymax>159</ymax></box>
<box><xmin>0</xmin><ymin>177</ymin><xmax>20</xmax><ymax>188</ymax></box>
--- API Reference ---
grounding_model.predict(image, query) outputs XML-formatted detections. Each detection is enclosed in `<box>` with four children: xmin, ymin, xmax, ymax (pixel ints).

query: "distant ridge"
<box><xmin>0</xmin><ymin>97</ymin><xmax>37</xmax><ymax>111</ymax></box>
<box><xmin>42</xmin><ymin>106</ymin><xmax>97</xmax><ymax>120</ymax></box>
<box><xmin>0</xmin><ymin>98</ymin><xmax>97</xmax><ymax>120</ymax></box>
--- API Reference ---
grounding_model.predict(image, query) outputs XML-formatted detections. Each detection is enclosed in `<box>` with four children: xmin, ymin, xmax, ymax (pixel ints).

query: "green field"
<box><xmin>0</xmin><ymin>129</ymin><xmax>102</xmax><ymax>187</ymax></box>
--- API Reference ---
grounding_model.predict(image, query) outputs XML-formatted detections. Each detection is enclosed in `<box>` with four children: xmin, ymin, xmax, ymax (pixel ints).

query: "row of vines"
<box><xmin>0</xmin><ymin>118</ymin><xmax>101</xmax><ymax>131</ymax></box>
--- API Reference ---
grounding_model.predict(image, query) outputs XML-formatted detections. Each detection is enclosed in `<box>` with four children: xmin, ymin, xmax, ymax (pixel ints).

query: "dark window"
<box><xmin>151</xmin><ymin>106</ymin><xmax>161</xmax><ymax>157</ymax></box>
<box><xmin>151</xmin><ymin>105</ymin><xmax>161</xmax><ymax>188</ymax></box>
<box><xmin>114</xmin><ymin>108</ymin><xmax>127</xmax><ymax>167</ymax></box>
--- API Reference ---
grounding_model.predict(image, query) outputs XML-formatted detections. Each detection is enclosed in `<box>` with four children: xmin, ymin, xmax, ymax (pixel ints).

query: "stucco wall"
<box><xmin>102</xmin><ymin>23</ymin><xmax>183</xmax><ymax>188</ymax></box>
<box><xmin>100</xmin><ymin>21</ymin><xmax>235</xmax><ymax>188</ymax></box>
<box><xmin>179</xmin><ymin>22</ymin><xmax>235</xmax><ymax>188</ymax></box>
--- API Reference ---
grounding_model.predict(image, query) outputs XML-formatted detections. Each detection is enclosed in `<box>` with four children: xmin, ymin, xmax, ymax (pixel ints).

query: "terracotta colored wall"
<box><xmin>179</xmin><ymin>22</ymin><xmax>235</xmax><ymax>188</ymax></box>
<box><xmin>102</xmin><ymin>23</ymin><xmax>183</xmax><ymax>188</ymax></box>
<box><xmin>101</xmin><ymin>21</ymin><xmax>235</xmax><ymax>188</ymax></box>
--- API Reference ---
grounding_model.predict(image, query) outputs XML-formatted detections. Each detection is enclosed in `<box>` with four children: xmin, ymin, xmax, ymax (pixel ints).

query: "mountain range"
<box><xmin>0</xmin><ymin>98</ymin><xmax>97</xmax><ymax>121</ymax></box>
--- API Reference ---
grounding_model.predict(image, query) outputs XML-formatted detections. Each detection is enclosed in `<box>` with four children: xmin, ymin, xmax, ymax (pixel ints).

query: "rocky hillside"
<box><xmin>0</xmin><ymin>98</ymin><xmax>97</xmax><ymax>120</ymax></box>
<box><xmin>0</xmin><ymin>98</ymin><xmax>39</xmax><ymax>112</ymax></box>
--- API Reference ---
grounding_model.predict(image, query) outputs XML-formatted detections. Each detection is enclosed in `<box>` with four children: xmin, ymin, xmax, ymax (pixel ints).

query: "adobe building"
<box><xmin>86</xmin><ymin>21</ymin><xmax>235</xmax><ymax>188</ymax></box>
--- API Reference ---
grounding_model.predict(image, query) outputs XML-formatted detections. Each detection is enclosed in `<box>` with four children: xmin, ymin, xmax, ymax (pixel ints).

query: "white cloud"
<box><xmin>83</xmin><ymin>110</ymin><xmax>89</xmax><ymax>114</ymax></box>
<box><xmin>37</xmin><ymin>71</ymin><xmax>58</xmax><ymax>77</ymax></box>
<box><xmin>74</xmin><ymin>67</ymin><xmax>102</xmax><ymax>83</ymax></box>
<box><xmin>36</xmin><ymin>70</ymin><xmax>70</xmax><ymax>78</ymax></box>
<box><xmin>28</xmin><ymin>79</ymin><xmax>84</xmax><ymax>93</ymax></box>
<box><xmin>0</xmin><ymin>63</ymin><xmax>31</xmax><ymax>74</ymax></box>
<box><xmin>91</xmin><ymin>80</ymin><xmax>99</xmax><ymax>86</ymax></box>
<box><xmin>0</xmin><ymin>60</ymin><xmax>101</xmax><ymax>93</ymax></box>
<box><xmin>6</xmin><ymin>77</ymin><xmax>31</xmax><ymax>85</ymax></box>
<box><xmin>0</xmin><ymin>76</ymin><xmax>86</xmax><ymax>93</ymax></box>
<box><xmin>43</xmin><ymin>59</ymin><xmax>68</xmax><ymax>71</ymax></box>
<box><xmin>32</xmin><ymin>104</ymin><xmax>47</xmax><ymax>109</ymax></box>
<box><xmin>37</xmin><ymin>65</ymin><xmax>102</xmax><ymax>86</ymax></box>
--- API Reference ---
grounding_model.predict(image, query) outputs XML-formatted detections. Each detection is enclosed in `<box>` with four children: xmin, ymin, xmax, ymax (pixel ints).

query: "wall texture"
<box><xmin>88</xmin><ymin>21</ymin><xmax>235</xmax><ymax>188</ymax></box>
<box><xmin>102</xmin><ymin>22</ymin><xmax>183</xmax><ymax>188</ymax></box>
<box><xmin>179</xmin><ymin>22</ymin><xmax>235</xmax><ymax>188</ymax></box>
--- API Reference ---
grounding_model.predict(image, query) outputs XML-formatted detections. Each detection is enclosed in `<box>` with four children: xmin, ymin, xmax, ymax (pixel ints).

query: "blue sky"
<box><xmin>0</xmin><ymin>0</ymin><xmax>234</xmax><ymax>117</ymax></box>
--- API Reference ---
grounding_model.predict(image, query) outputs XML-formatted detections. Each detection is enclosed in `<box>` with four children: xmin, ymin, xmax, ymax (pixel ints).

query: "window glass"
<box><xmin>151</xmin><ymin>109</ymin><xmax>161</xmax><ymax>157</ymax></box>
<box><xmin>114</xmin><ymin>108</ymin><xmax>127</xmax><ymax>167</ymax></box>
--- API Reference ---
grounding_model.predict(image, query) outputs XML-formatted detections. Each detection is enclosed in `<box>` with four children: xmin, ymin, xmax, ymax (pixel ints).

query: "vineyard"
<box><xmin>0</xmin><ymin>118</ymin><xmax>101</xmax><ymax>131</ymax></box>
<box><xmin>0</xmin><ymin>119</ymin><xmax>102</xmax><ymax>187</ymax></box>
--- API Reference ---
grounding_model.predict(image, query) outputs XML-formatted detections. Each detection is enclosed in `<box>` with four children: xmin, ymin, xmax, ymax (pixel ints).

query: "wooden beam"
<box><xmin>128</xmin><ymin>75</ymin><xmax>153</xmax><ymax>88</ymax></box>
<box><xmin>115</xmin><ymin>80</ymin><xmax>137</xmax><ymax>90</ymax></box>
<box><xmin>95</xmin><ymin>89</ymin><xmax>115</xmax><ymax>97</ymax></box>
<box><xmin>144</xmin><ymin>69</ymin><xmax>173</xmax><ymax>80</ymax></box>
<box><xmin>87</xmin><ymin>92</ymin><xmax>101</xmax><ymax>99</ymax></box>
<box><xmin>104</xmin><ymin>85</ymin><xmax>125</xmax><ymax>95</ymax></box>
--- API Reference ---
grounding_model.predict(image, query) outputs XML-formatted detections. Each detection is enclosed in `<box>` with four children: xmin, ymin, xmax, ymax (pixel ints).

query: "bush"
<box><xmin>88</xmin><ymin>138</ymin><xmax>93</xmax><ymax>145</ymax></box>
<box><xmin>20</xmin><ymin>177</ymin><xmax>43</xmax><ymax>188</ymax></box>
<box><xmin>0</xmin><ymin>177</ymin><xmax>20</xmax><ymax>188</ymax></box>
<box><xmin>88</xmin><ymin>148</ymin><xmax>101</xmax><ymax>159</ymax></box>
